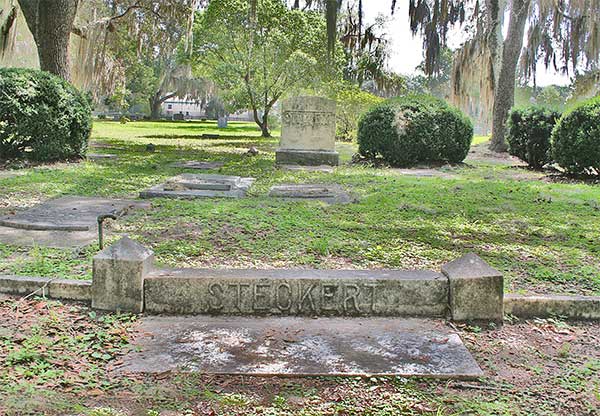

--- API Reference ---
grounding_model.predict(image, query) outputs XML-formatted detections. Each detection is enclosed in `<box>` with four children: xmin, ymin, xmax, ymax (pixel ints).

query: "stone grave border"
<box><xmin>1</xmin><ymin>237</ymin><xmax>598</xmax><ymax>321</ymax></box>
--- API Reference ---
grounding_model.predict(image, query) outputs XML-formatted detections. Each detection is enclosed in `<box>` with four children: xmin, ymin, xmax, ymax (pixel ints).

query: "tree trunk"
<box><xmin>149</xmin><ymin>91</ymin><xmax>177</xmax><ymax>120</ymax></box>
<box><xmin>150</xmin><ymin>94</ymin><xmax>163</xmax><ymax>120</ymax></box>
<box><xmin>18</xmin><ymin>0</ymin><xmax>79</xmax><ymax>81</ymax></box>
<box><xmin>489</xmin><ymin>0</ymin><xmax>530</xmax><ymax>152</ymax></box>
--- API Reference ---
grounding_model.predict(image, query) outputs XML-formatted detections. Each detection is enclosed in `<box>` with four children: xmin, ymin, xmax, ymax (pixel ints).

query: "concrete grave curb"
<box><xmin>0</xmin><ymin>238</ymin><xmax>598</xmax><ymax>321</ymax></box>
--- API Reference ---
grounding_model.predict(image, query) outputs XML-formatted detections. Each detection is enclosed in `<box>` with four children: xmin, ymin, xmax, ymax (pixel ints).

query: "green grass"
<box><xmin>0</xmin><ymin>120</ymin><xmax>598</xmax><ymax>295</ymax></box>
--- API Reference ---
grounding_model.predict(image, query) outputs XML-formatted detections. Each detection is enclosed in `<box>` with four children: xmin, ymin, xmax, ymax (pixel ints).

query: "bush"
<box><xmin>552</xmin><ymin>97</ymin><xmax>600</xmax><ymax>176</ymax></box>
<box><xmin>506</xmin><ymin>106</ymin><xmax>560</xmax><ymax>169</ymax></box>
<box><xmin>0</xmin><ymin>68</ymin><xmax>92</xmax><ymax>161</ymax></box>
<box><xmin>357</xmin><ymin>95</ymin><xmax>472</xmax><ymax>166</ymax></box>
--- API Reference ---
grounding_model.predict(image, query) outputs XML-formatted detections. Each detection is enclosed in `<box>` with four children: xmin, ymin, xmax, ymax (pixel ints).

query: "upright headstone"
<box><xmin>217</xmin><ymin>116</ymin><xmax>228</xmax><ymax>128</ymax></box>
<box><xmin>276</xmin><ymin>96</ymin><xmax>339</xmax><ymax>166</ymax></box>
<box><xmin>92</xmin><ymin>236</ymin><xmax>154</xmax><ymax>312</ymax></box>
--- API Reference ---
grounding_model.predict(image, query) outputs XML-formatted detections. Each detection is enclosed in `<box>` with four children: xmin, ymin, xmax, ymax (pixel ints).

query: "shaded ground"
<box><xmin>1</xmin><ymin>296</ymin><xmax>598</xmax><ymax>415</ymax></box>
<box><xmin>0</xmin><ymin>121</ymin><xmax>599</xmax><ymax>297</ymax></box>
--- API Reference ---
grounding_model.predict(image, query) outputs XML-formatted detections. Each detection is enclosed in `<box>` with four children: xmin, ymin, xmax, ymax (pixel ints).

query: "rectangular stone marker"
<box><xmin>118</xmin><ymin>316</ymin><xmax>483</xmax><ymax>378</ymax></box>
<box><xmin>170</xmin><ymin>161</ymin><xmax>224</xmax><ymax>170</ymax></box>
<box><xmin>140</xmin><ymin>174</ymin><xmax>255</xmax><ymax>199</ymax></box>
<box><xmin>276</xmin><ymin>96</ymin><xmax>339</xmax><ymax>166</ymax></box>
<box><xmin>268</xmin><ymin>184</ymin><xmax>353</xmax><ymax>204</ymax></box>
<box><xmin>442</xmin><ymin>253</ymin><xmax>504</xmax><ymax>322</ymax></box>
<box><xmin>92</xmin><ymin>237</ymin><xmax>154</xmax><ymax>313</ymax></box>
<box><xmin>144</xmin><ymin>268</ymin><xmax>449</xmax><ymax>317</ymax></box>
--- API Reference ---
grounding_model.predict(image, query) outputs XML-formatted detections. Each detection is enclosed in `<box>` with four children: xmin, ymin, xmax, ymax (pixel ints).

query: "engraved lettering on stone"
<box><xmin>253</xmin><ymin>284</ymin><xmax>271</xmax><ymax>311</ymax></box>
<box><xmin>275</xmin><ymin>283</ymin><xmax>292</xmax><ymax>311</ymax></box>
<box><xmin>321</xmin><ymin>284</ymin><xmax>338</xmax><ymax>312</ymax></box>
<box><xmin>343</xmin><ymin>284</ymin><xmax>361</xmax><ymax>313</ymax></box>
<box><xmin>208</xmin><ymin>282</ymin><xmax>224</xmax><ymax>310</ymax></box>
<box><xmin>299</xmin><ymin>283</ymin><xmax>316</xmax><ymax>312</ymax></box>
<box><xmin>229</xmin><ymin>283</ymin><xmax>250</xmax><ymax>311</ymax></box>
<box><xmin>363</xmin><ymin>283</ymin><xmax>381</xmax><ymax>313</ymax></box>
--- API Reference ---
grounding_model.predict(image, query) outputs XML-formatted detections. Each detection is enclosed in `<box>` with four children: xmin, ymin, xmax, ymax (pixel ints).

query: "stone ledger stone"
<box><xmin>144</xmin><ymin>268</ymin><xmax>449</xmax><ymax>317</ymax></box>
<box><xmin>92</xmin><ymin>237</ymin><xmax>154</xmax><ymax>312</ymax></box>
<box><xmin>119</xmin><ymin>316</ymin><xmax>484</xmax><ymax>378</ymax></box>
<box><xmin>276</xmin><ymin>96</ymin><xmax>339</xmax><ymax>166</ymax></box>
<box><xmin>442</xmin><ymin>253</ymin><xmax>503</xmax><ymax>322</ymax></box>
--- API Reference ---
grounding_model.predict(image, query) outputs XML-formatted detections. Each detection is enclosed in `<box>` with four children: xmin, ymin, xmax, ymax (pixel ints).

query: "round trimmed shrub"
<box><xmin>506</xmin><ymin>106</ymin><xmax>560</xmax><ymax>169</ymax></box>
<box><xmin>357</xmin><ymin>95</ymin><xmax>473</xmax><ymax>166</ymax></box>
<box><xmin>551</xmin><ymin>97</ymin><xmax>600</xmax><ymax>176</ymax></box>
<box><xmin>0</xmin><ymin>68</ymin><xmax>92</xmax><ymax>161</ymax></box>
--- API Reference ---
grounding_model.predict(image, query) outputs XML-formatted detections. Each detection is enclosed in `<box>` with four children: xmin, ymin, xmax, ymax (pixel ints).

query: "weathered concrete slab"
<box><xmin>0</xmin><ymin>227</ymin><xmax>98</xmax><ymax>248</ymax></box>
<box><xmin>144</xmin><ymin>268</ymin><xmax>449</xmax><ymax>317</ymax></box>
<box><xmin>119</xmin><ymin>316</ymin><xmax>482</xmax><ymax>378</ymax></box>
<box><xmin>268</xmin><ymin>184</ymin><xmax>353</xmax><ymax>204</ymax></box>
<box><xmin>0</xmin><ymin>197</ymin><xmax>149</xmax><ymax>231</ymax></box>
<box><xmin>87</xmin><ymin>153</ymin><xmax>119</xmax><ymax>161</ymax></box>
<box><xmin>170</xmin><ymin>161</ymin><xmax>224</xmax><ymax>170</ymax></box>
<box><xmin>0</xmin><ymin>197</ymin><xmax>149</xmax><ymax>248</ymax></box>
<box><xmin>140</xmin><ymin>174</ymin><xmax>255</xmax><ymax>199</ymax></box>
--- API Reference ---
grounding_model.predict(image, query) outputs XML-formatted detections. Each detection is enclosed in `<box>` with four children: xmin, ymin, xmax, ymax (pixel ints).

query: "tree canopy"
<box><xmin>193</xmin><ymin>0</ymin><xmax>341</xmax><ymax>136</ymax></box>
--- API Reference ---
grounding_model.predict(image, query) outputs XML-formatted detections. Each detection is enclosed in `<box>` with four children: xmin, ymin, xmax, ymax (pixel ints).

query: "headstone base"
<box><xmin>276</xmin><ymin>149</ymin><xmax>339</xmax><ymax>166</ymax></box>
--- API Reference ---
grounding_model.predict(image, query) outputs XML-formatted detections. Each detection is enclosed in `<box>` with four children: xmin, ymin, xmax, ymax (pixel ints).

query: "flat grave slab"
<box><xmin>268</xmin><ymin>184</ymin><xmax>353</xmax><ymax>204</ymax></box>
<box><xmin>170</xmin><ymin>161</ymin><xmax>224</xmax><ymax>170</ymax></box>
<box><xmin>118</xmin><ymin>316</ymin><xmax>483</xmax><ymax>378</ymax></box>
<box><xmin>140</xmin><ymin>174</ymin><xmax>255</xmax><ymax>199</ymax></box>
<box><xmin>0</xmin><ymin>197</ymin><xmax>149</xmax><ymax>248</ymax></box>
<box><xmin>279</xmin><ymin>164</ymin><xmax>334</xmax><ymax>173</ymax></box>
<box><xmin>87</xmin><ymin>153</ymin><xmax>119</xmax><ymax>161</ymax></box>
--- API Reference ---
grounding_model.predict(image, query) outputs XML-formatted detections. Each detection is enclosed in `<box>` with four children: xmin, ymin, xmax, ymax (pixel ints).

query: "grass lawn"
<box><xmin>0</xmin><ymin>120</ymin><xmax>599</xmax><ymax>296</ymax></box>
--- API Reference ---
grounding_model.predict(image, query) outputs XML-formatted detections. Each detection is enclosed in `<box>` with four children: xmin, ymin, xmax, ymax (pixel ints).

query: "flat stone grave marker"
<box><xmin>269</xmin><ymin>184</ymin><xmax>353</xmax><ymax>204</ymax></box>
<box><xmin>201</xmin><ymin>133</ymin><xmax>220</xmax><ymax>139</ymax></box>
<box><xmin>140</xmin><ymin>174</ymin><xmax>255</xmax><ymax>199</ymax></box>
<box><xmin>118</xmin><ymin>316</ymin><xmax>483</xmax><ymax>378</ymax></box>
<box><xmin>87</xmin><ymin>153</ymin><xmax>119</xmax><ymax>161</ymax></box>
<box><xmin>170</xmin><ymin>161</ymin><xmax>224</xmax><ymax>170</ymax></box>
<box><xmin>0</xmin><ymin>196</ymin><xmax>149</xmax><ymax>248</ymax></box>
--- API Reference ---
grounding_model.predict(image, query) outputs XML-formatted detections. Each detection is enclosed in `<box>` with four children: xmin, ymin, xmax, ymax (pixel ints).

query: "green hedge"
<box><xmin>357</xmin><ymin>95</ymin><xmax>473</xmax><ymax>166</ymax></box>
<box><xmin>506</xmin><ymin>106</ymin><xmax>560</xmax><ymax>169</ymax></box>
<box><xmin>0</xmin><ymin>68</ymin><xmax>92</xmax><ymax>161</ymax></box>
<box><xmin>552</xmin><ymin>97</ymin><xmax>600</xmax><ymax>176</ymax></box>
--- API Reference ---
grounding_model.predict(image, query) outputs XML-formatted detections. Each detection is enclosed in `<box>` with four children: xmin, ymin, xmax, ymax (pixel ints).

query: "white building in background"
<box><xmin>161</xmin><ymin>98</ymin><xmax>204</xmax><ymax>119</ymax></box>
<box><xmin>161</xmin><ymin>97</ymin><xmax>254</xmax><ymax>121</ymax></box>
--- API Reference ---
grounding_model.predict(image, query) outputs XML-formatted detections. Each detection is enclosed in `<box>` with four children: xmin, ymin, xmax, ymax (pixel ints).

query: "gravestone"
<box><xmin>0</xmin><ymin>197</ymin><xmax>149</xmax><ymax>248</ymax></box>
<box><xmin>87</xmin><ymin>153</ymin><xmax>118</xmax><ymax>161</ymax></box>
<box><xmin>268</xmin><ymin>184</ymin><xmax>353</xmax><ymax>204</ymax></box>
<box><xmin>120</xmin><ymin>316</ymin><xmax>483</xmax><ymax>378</ymax></box>
<box><xmin>140</xmin><ymin>174</ymin><xmax>255</xmax><ymax>199</ymax></box>
<box><xmin>217</xmin><ymin>116</ymin><xmax>228</xmax><ymax>128</ymax></box>
<box><xmin>276</xmin><ymin>96</ymin><xmax>339</xmax><ymax>166</ymax></box>
<box><xmin>170</xmin><ymin>161</ymin><xmax>224</xmax><ymax>170</ymax></box>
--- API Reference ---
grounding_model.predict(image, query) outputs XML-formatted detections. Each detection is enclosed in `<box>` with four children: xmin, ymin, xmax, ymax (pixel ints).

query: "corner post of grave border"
<box><xmin>91</xmin><ymin>236</ymin><xmax>154</xmax><ymax>313</ymax></box>
<box><xmin>442</xmin><ymin>253</ymin><xmax>504</xmax><ymax>323</ymax></box>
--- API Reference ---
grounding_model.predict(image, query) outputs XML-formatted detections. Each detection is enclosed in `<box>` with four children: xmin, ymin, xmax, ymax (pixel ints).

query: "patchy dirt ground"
<box><xmin>1</xmin><ymin>296</ymin><xmax>598</xmax><ymax>415</ymax></box>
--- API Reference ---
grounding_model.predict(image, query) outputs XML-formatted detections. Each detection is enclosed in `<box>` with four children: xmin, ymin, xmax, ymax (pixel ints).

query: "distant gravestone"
<box><xmin>276</xmin><ymin>96</ymin><xmax>338</xmax><ymax>166</ymax></box>
<box><xmin>268</xmin><ymin>184</ymin><xmax>353</xmax><ymax>204</ymax></box>
<box><xmin>140</xmin><ymin>174</ymin><xmax>255</xmax><ymax>199</ymax></box>
<box><xmin>217</xmin><ymin>116</ymin><xmax>228</xmax><ymax>128</ymax></box>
